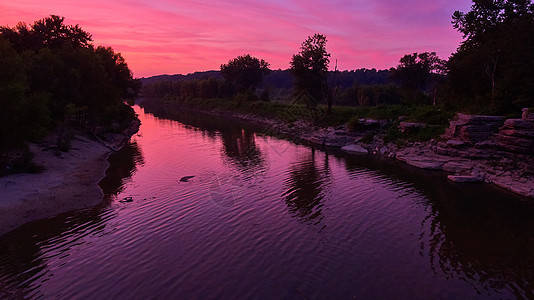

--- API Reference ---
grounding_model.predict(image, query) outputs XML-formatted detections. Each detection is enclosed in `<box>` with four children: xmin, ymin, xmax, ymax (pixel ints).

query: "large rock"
<box><xmin>447</xmin><ymin>175</ymin><xmax>483</xmax><ymax>183</ymax></box>
<box><xmin>444</xmin><ymin>113</ymin><xmax>505</xmax><ymax>143</ymax></box>
<box><xmin>442</xmin><ymin>160</ymin><xmax>473</xmax><ymax>173</ymax></box>
<box><xmin>396</xmin><ymin>154</ymin><xmax>449</xmax><ymax>170</ymax></box>
<box><xmin>341</xmin><ymin>144</ymin><xmax>369</xmax><ymax>155</ymax></box>
<box><xmin>502</xmin><ymin>119</ymin><xmax>534</xmax><ymax>129</ymax></box>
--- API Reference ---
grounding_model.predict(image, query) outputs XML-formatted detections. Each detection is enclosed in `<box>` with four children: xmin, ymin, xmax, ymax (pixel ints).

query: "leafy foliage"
<box><xmin>220</xmin><ymin>54</ymin><xmax>270</xmax><ymax>94</ymax></box>
<box><xmin>391</xmin><ymin>52</ymin><xmax>446</xmax><ymax>105</ymax></box>
<box><xmin>0</xmin><ymin>15</ymin><xmax>139</xmax><ymax>154</ymax></box>
<box><xmin>448</xmin><ymin>0</ymin><xmax>534</xmax><ymax>112</ymax></box>
<box><xmin>290</xmin><ymin>34</ymin><xmax>331</xmax><ymax>110</ymax></box>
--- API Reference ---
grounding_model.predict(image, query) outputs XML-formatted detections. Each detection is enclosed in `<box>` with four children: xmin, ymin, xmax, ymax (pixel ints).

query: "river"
<box><xmin>1</xmin><ymin>106</ymin><xmax>533</xmax><ymax>299</ymax></box>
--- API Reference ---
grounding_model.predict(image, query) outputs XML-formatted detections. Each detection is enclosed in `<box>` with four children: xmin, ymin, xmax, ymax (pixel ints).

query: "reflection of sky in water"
<box><xmin>0</xmin><ymin>106</ymin><xmax>533</xmax><ymax>299</ymax></box>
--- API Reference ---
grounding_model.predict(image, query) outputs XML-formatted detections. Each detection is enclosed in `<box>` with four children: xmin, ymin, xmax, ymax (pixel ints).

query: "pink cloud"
<box><xmin>1</xmin><ymin>0</ymin><xmax>473</xmax><ymax>77</ymax></box>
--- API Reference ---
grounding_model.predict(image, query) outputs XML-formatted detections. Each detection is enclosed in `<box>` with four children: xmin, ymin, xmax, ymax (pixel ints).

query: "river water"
<box><xmin>1</xmin><ymin>106</ymin><xmax>534</xmax><ymax>299</ymax></box>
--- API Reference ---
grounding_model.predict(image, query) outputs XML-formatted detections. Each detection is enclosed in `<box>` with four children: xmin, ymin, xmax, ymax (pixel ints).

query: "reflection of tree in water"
<box><xmin>283</xmin><ymin>149</ymin><xmax>331</xmax><ymax>229</ymax></box>
<box><xmin>220</xmin><ymin>127</ymin><xmax>265</xmax><ymax>174</ymax></box>
<box><xmin>99</xmin><ymin>140</ymin><xmax>145</xmax><ymax>196</ymax></box>
<box><xmin>421</xmin><ymin>190</ymin><xmax>534</xmax><ymax>299</ymax></box>
<box><xmin>0</xmin><ymin>141</ymin><xmax>145</xmax><ymax>298</ymax></box>
<box><xmin>0</xmin><ymin>204</ymin><xmax>119</xmax><ymax>299</ymax></box>
<box><xmin>341</xmin><ymin>152</ymin><xmax>534</xmax><ymax>298</ymax></box>
<box><xmin>142</xmin><ymin>105</ymin><xmax>266</xmax><ymax>175</ymax></box>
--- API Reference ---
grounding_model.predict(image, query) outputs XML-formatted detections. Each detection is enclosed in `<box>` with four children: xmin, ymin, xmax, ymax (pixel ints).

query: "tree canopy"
<box><xmin>391</xmin><ymin>52</ymin><xmax>446</xmax><ymax>104</ymax></box>
<box><xmin>290</xmin><ymin>34</ymin><xmax>331</xmax><ymax>111</ymax></box>
<box><xmin>0</xmin><ymin>15</ymin><xmax>140</xmax><ymax>153</ymax></box>
<box><xmin>448</xmin><ymin>0</ymin><xmax>534</xmax><ymax>111</ymax></box>
<box><xmin>220</xmin><ymin>54</ymin><xmax>270</xmax><ymax>94</ymax></box>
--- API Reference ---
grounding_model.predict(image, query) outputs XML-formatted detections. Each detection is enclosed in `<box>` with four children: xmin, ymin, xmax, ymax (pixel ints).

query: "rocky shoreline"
<box><xmin>144</xmin><ymin>103</ymin><xmax>534</xmax><ymax>200</ymax></box>
<box><xmin>0</xmin><ymin>119</ymin><xmax>140</xmax><ymax>236</ymax></box>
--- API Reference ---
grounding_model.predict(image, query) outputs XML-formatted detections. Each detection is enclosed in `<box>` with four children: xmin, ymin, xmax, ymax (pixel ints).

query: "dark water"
<box><xmin>1</xmin><ymin>106</ymin><xmax>534</xmax><ymax>299</ymax></box>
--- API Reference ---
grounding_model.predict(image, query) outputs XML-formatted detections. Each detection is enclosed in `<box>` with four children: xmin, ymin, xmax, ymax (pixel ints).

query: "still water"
<box><xmin>1</xmin><ymin>106</ymin><xmax>534</xmax><ymax>299</ymax></box>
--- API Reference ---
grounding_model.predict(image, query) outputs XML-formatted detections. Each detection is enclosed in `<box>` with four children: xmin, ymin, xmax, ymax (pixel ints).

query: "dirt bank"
<box><xmin>0</xmin><ymin>120</ymin><xmax>139</xmax><ymax>236</ymax></box>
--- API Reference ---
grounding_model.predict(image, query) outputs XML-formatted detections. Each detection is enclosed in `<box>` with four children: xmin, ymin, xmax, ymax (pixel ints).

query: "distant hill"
<box><xmin>140</xmin><ymin>70</ymin><xmax>222</xmax><ymax>85</ymax></box>
<box><xmin>140</xmin><ymin>68</ymin><xmax>392</xmax><ymax>90</ymax></box>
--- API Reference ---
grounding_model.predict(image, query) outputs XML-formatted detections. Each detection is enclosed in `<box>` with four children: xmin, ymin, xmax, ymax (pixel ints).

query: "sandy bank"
<box><xmin>0</xmin><ymin>121</ymin><xmax>139</xmax><ymax>236</ymax></box>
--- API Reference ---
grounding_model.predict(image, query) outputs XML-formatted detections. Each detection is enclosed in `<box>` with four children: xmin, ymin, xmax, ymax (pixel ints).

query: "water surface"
<box><xmin>1</xmin><ymin>106</ymin><xmax>533</xmax><ymax>299</ymax></box>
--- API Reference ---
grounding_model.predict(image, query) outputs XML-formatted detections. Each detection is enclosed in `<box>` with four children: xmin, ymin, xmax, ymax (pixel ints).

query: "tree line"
<box><xmin>0</xmin><ymin>15</ymin><xmax>140</xmax><ymax>154</ymax></box>
<box><xmin>142</xmin><ymin>0</ymin><xmax>534</xmax><ymax>116</ymax></box>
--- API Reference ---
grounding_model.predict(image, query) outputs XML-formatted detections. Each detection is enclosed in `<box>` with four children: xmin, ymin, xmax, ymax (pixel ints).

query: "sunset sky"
<box><xmin>2</xmin><ymin>0</ymin><xmax>473</xmax><ymax>78</ymax></box>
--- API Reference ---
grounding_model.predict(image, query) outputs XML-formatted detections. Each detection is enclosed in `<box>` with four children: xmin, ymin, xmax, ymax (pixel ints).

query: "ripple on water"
<box><xmin>1</xmin><ymin>106</ymin><xmax>533</xmax><ymax>299</ymax></box>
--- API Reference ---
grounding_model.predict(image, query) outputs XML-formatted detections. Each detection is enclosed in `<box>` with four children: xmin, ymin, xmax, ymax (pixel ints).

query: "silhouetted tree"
<box><xmin>290</xmin><ymin>34</ymin><xmax>334</xmax><ymax>113</ymax></box>
<box><xmin>391</xmin><ymin>52</ymin><xmax>446</xmax><ymax>104</ymax></box>
<box><xmin>448</xmin><ymin>0</ymin><xmax>534</xmax><ymax>112</ymax></box>
<box><xmin>0</xmin><ymin>15</ymin><xmax>92</xmax><ymax>51</ymax></box>
<box><xmin>220</xmin><ymin>54</ymin><xmax>270</xmax><ymax>94</ymax></box>
<box><xmin>0</xmin><ymin>15</ymin><xmax>139</xmax><ymax>156</ymax></box>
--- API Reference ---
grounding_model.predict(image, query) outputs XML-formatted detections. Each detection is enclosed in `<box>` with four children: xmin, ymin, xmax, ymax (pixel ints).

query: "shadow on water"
<box><xmin>146</xmin><ymin>105</ymin><xmax>534</xmax><ymax>297</ymax></box>
<box><xmin>340</xmin><ymin>153</ymin><xmax>534</xmax><ymax>298</ymax></box>
<box><xmin>283</xmin><ymin>148</ymin><xmax>331</xmax><ymax>231</ymax></box>
<box><xmin>0</xmin><ymin>141</ymin><xmax>144</xmax><ymax>299</ymax></box>
<box><xmin>2</xmin><ymin>106</ymin><xmax>534</xmax><ymax>298</ymax></box>
<box><xmin>219</xmin><ymin>127</ymin><xmax>266</xmax><ymax>174</ymax></box>
<box><xmin>144</xmin><ymin>104</ymin><xmax>267</xmax><ymax>177</ymax></box>
<box><xmin>99</xmin><ymin>140</ymin><xmax>145</xmax><ymax>196</ymax></box>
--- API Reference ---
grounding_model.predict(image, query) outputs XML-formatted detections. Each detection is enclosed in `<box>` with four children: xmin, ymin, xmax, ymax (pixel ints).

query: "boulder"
<box><xmin>502</xmin><ymin>119</ymin><xmax>534</xmax><ymax>129</ymax></box>
<box><xmin>324</xmin><ymin>135</ymin><xmax>349</xmax><ymax>147</ymax></box>
<box><xmin>446</xmin><ymin>139</ymin><xmax>465</xmax><ymax>148</ymax></box>
<box><xmin>396</xmin><ymin>154</ymin><xmax>449</xmax><ymax>170</ymax></box>
<box><xmin>442</xmin><ymin>160</ymin><xmax>473</xmax><ymax>173</ymax></box>
<box><xmin>341</xmin><ymin>144</ymin><xmax>369</xmax><ymax>155</ymax></box>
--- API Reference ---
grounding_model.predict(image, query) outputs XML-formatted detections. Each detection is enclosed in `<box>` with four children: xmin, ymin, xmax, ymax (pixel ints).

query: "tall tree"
<box><xmin>448</xmin><ymin>0</ymin><xmax>534</xmax><ymax>111</ymax></box>
<box><xmin>0</xmin><ymin>15</ymin><xmax>140</xmax><ymax>154</ymax></box>
<box><xmin>220</xmin><ymin>54</ymin><xmax>270</xmax><ymax>94</ymax></box>
<box><xmin>290</xmin><ymin>34</ymin><xmax>333</xmax><ymax>113</ymax></box>
<box><xmin>0</xmin><ymin>15</ymin><xmax>92</xmax><ymax>51</ymax></box>
<box><xmin>392</xmin><ymin>52</ymin><xmax>446</xmax><ymax>104</ymax></box>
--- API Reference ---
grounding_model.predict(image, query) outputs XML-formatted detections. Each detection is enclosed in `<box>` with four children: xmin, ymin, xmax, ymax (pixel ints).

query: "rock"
<box><xmin>443</xmin><ymin>113</ymin><xmax>505</xmax><ymax>143</ymax></box>
<box><xmin>442</xmin><ymin>160</ymin><xmax>473</xmax><ymax>173</ymax></box>
<box><xmin>446</xmin><ymin>139</ymin><xmax>465</xmax><ymax>148</ymax></box>
<box><xmin>502</xmin><ymin>119</ymin><xmax>534</xmax><ymax>129</ymax></box>
<box><xmin>521</xmin><ymin>108</ymin><xmax>534</xmax><ymax>121</ymax></box>
<box><xmin>447</xmin><ymin>175</ymin><xmax>483</xmax><ymax>183</ymax></box>
<box><xmin>379</xmin><ymin>146</ymin><xmax>389</xmax><ymax>155</ymax></box>
<box><xmin>341</xmin><ymin>144</ymin><xmax>369</xmax><ymax>155</ymax></box>
<box><xmin>301</xmin><ymin>136</ymin><xmax>324</xmax><ymax>146</ymax></box>
<box><xmin>180</xmin><ymin>176</ymin><xmax>195</xmax><ymax>182</ymax></box>
<box><xmin>359</xmin><ymin>118</ymin><xmax>380</xmax><ymax>127</ymax></box>
<box><xmin>396</xmin><ymin>154</ymin><xmax>449</xmax><ymax>170</ymax></box>
<box><xmin>324</xmin><ymin>136</ymin><xmax>349</xmax><ymax>147</ymax></box>
<box><xmin>499</xmin><ymin>129</ymin><xmax>534</xmax><ymax>138</ymax></box>
<box><xmin>474</xmin><ymin>140</ymin><xmax>499</xmax><ymax>149</ymax></box>
<box><xmin>120</xmin><ymin>196</ymin><xmax>133</xmax><ymax>203</ymax></box>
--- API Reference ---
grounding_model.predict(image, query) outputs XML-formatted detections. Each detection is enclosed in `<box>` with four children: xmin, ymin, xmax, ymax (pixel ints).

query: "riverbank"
<box><xmin>0</xmin><ymin>120</ymin><xmax>140</xmax><ymax>236</ymax></box>
<box><xmin>140</xmin><ymin>100</ymin><xmax>534</xmax><ymax>199</ymax></box>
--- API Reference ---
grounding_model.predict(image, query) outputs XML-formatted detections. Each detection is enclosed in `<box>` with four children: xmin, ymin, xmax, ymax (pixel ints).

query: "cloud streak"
<box><xmin>1</xmin><ymin>0</ymin><xmax>472</xmax><ymax>77</ymax></box>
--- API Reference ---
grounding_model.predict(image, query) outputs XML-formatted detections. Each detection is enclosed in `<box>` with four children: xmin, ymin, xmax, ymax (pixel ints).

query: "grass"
<box><xmin>142</xmin><ymin>97</ymin><xmax>456</xmax><ymax>143</ymax></box>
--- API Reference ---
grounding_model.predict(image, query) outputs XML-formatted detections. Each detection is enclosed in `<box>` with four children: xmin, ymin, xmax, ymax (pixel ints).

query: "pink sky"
<box><xmin>1</xmin><ymin>0</ymin><xmax>473</xmax><ymax>78</ymax></box>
